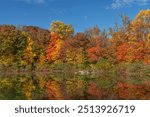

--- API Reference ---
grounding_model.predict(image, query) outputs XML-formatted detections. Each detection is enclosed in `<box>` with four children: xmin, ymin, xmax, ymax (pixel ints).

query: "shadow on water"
<box><xmin>0</xmin><ymin>72</ymin><xmax>150</xmax><ymax>100</ymax></box>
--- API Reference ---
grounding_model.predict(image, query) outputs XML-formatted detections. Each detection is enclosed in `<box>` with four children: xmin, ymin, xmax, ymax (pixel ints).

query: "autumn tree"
<box><xmin>130</xmin><ymin>10</ymin><xmax>150</xmax><ymax>63</ymax></box>
<box><xmin>107</xmin><ymin>15</ymin><xmax>132</xmax><ymax>63</ymax></box>
<box><xmin>87</xmin><ymin>46</ymin><xmax>102</xmax><ymax>63</ymax></box>
<box><xmin>21</xmin><ymin>36</ymin><xmax>36</xmax><ymax>68</ymax></box>
<box><xmin>46</xmin><ymin>32</ymin><xmax>63</xmax><ymax>63</ymax></box>
<box><xmin>129</xmin><ymin>10</ymin><xmax>150</xmax><ymax>42</ymax></box>
<box><xmin>116</xmin><ymin>42</ymin><xmax>147</xmax><ymax>62</ymax></box>
<box><xmin>46</xmin><ymin>21</ymin><xmax>74</xmax><ymax>63</ymax></box>
<box><xmin>49</xmin><ymin>21</ymin><xmax>74</xmax><ymax>40</ymax></box>
<box><xmin>23</xmin><ymin>26</ymin><xmax>50</xmax><ymax>64</ymax></box>
<box><xmin>60</xmin><ymin>32</ymin><xmax>90</xmax><ymax>64</ymax></box>
<box><xmin>0</xmin><ymin>30</ymin><xmax>27</xmax><ymax>67</ymax></box>
<box><xmin>116</xmin><ymin>10</ymin><xmax>150</xmax><ymax>63</ymax></box>
<box><xmin>86</xmin><ymin>26</ymin><xmax>108</xmax><ymax>63</ymax></box>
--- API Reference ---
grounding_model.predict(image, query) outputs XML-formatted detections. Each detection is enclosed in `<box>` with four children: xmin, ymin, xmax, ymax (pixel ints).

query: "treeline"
<box><xmin>0</xmin><ymin>25</ymin><xmax>50</xmax><ymax>71</ymax></box>
<box><xmin>0</xmin><ymin>10</ymin><xmax>150</xmax><ymax>74</ymax></box>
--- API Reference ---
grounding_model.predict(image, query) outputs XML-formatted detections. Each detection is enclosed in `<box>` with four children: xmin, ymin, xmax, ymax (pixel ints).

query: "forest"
<box><xmin>0</xmin><ymin>9</ymin><xmax>150</xmax><ymax>76</ymax></box>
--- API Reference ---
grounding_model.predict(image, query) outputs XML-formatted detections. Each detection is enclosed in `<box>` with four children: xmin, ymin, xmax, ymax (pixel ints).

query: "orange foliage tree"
<box><xmin>46</xmin><ymin>32</ymin><xmax>63</xmax><ymax>62</ymax></box>
<box><xmin>116</xmin><ymin>42</ymin><xmax>147</xmax><ymax>62</ymax></box>
<box><xmin>46</xmin><ymin>21</ymin><xmax>74</xmax><ymax>63</ymax></box>
<box><xmin>87</xmin><ymin>46</ymin><xmax>102</xmax><ymax>63</ymax></box>
<box><xmin>86</xmin><ymin>27</ymin><xmax>108</xmax><ymax>63</ymax></box>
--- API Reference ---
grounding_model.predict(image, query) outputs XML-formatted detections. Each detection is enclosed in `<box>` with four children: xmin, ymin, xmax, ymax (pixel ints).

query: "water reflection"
<box><xmin>0</xmin><ymin>73</ymin><xmax>150</xmax><ymax>100</ymax></box>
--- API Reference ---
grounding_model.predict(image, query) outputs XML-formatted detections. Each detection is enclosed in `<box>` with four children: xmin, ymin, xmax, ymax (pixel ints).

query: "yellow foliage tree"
<box><xmin>21</xmin><ymin>37</ymin><xmax>36</xmax><ymax>66</ymax></box>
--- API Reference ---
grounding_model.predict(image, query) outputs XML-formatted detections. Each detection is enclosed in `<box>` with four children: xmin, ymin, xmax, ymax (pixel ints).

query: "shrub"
<box><xmin>92</xmin><ymin>58</ymin><xmax>115</xmax><ymax>71</ymax></box>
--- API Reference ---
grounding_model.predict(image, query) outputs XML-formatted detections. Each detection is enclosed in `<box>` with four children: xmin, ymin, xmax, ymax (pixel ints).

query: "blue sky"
<box><xmin>0</xmin><ymin>0</ymin><xmax>149</xmax><ymax>32</ymax></box>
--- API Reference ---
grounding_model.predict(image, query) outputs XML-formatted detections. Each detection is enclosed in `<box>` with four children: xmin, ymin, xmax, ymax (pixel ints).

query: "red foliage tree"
<box><xmin>116</xmin><ymin>42</ymin><xmax>147</xmax><ymax>62</ymax></box>
<box><xmin>87</xmin><ymin>46</ymin><xmax>102</xmax><ymax>63</ymax></box>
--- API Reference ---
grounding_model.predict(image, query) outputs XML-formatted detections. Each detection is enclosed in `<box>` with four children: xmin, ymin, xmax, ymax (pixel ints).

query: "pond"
<box><xmin>0</xmin><ymin>73</ymin><xmax>150</xmax><ymax>100</ymax></box>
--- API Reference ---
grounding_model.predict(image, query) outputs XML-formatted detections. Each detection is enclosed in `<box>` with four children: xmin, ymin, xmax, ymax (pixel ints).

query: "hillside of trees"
<box><xmin>0</xmin><ymin>10</ymin><xmax>150</xmax><ymax>75</ymax></box>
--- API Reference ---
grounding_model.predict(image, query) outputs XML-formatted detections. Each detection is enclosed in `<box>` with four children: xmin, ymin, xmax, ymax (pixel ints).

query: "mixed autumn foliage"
<box><xmin>0</xmin><ymin>10</ymin><xmax>150</xmax><ymax>73</ymax></box>
<box><xmin>1</xmin><ymin>73</ymin><xmax>150</xmax><ymax>100</ymax></box>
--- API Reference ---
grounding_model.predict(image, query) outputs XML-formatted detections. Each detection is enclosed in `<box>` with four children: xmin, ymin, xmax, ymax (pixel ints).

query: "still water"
<box><xmin>0</xmin><ymin>73</ymin><xmax>150</xmax><ymax>100</ymax></box>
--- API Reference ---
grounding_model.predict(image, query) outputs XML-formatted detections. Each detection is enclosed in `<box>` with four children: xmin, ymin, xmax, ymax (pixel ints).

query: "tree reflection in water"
<box><xmin>0</xmin><ymin>74</ymin><xmax>150</xmax><ymax>100</ymax></box>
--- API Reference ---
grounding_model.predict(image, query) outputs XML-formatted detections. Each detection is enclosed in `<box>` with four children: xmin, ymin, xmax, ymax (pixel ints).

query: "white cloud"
<box><xmin>18</xmin><ymin>0</ymin><xmax>46</xmax><ymax>4</ymax></box>
<box><xmin>107</xmin><ymin>0</ymin><xmax>149</xmax><ymax>9</ymax></box>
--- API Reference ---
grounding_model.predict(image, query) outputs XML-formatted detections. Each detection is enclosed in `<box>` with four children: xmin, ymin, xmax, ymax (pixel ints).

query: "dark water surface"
<box><xmin>0</xmin><ymin>73</ymin><xmax>150</xmax><ymax>100</ymax></box>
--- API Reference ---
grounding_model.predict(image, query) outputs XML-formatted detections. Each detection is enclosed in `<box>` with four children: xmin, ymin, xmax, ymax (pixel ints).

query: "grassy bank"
<box><xmin>0</xmin><ymin>59</ymin><xmax>150</xmax><ymax>77</ymax></box>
